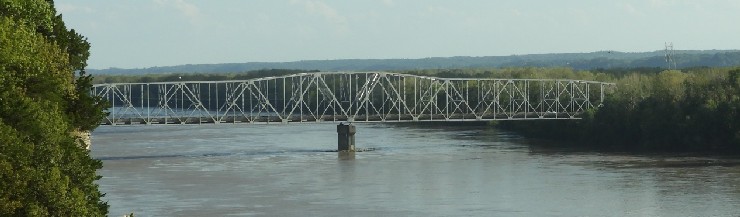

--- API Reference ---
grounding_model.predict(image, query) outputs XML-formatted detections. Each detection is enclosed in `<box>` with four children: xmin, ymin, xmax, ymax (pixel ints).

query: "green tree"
<box><xmin>1</xmin><ymin>0</ymin><xmax>108</xmax><ymax>216</ymax></box>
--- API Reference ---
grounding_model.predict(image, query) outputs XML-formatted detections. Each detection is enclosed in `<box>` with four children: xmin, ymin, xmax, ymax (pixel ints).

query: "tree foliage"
<box><xmin>500</xmin><ymin>68</ymin><xmax>740</xmax><ymax>152</ymax></box>
<box><xmin>1</xmin><ymin>0</ymin><xmax>108</xmax><ymax>216</ymax></box>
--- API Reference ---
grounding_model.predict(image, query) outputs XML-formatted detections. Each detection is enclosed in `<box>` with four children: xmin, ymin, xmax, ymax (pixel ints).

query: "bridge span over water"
<box><xmin>93</xmin><ymin>72</ymin><xmax>615</xmax><ymax>125</ymax></box>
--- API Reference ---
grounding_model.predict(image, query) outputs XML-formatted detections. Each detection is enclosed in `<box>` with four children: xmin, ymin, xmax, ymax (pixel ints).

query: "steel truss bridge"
<box><xmin>93</xmin><ymin>72</ymin><xmax>614</xmax><ymax>125</ymax></box>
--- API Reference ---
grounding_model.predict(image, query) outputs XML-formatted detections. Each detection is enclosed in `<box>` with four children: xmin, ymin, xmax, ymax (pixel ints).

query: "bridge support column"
<box><xmin>337</xmin><ymin>123</ymin><xmax>355</xmax><ymax>152</ymax></box>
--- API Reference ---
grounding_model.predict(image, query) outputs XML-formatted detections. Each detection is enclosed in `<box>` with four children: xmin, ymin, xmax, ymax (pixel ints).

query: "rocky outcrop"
<box><xmin>71</xmin><ymin>130</ymin><xmax>92</xmax><ymax>150</ymax></box>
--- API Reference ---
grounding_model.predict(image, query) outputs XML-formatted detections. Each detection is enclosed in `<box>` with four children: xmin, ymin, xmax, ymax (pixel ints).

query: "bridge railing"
<box><xmin>92</xmin><ymin>72</ymin><xmax>615</xmax><ymax>125</ymax></box>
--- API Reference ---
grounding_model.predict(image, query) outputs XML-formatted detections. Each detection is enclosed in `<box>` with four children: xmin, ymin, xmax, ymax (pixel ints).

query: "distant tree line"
<box><xmin>88</xmin><ymin>50</ymin><xmax>740</xmax><ymax>75</ymax></box>
<box><xmin>93</xmin><ymin>69</ymin><xmax>319</xmax><ymax>84</ymax></box>
<box><xmin>498</xmin><ymin>68</ymin><xmax>740</xmax><ymax>153</ymax></box>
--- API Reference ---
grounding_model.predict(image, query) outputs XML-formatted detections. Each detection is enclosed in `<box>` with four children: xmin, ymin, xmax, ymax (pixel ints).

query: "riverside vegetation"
<box><xmin>1</xmin><ymin>0</ymin><xmax>109</xmax><ymax>216</ymax></box>
<box><xmin>95</xmin><ymin>67</ymin><xmax>740</xmax><ymax>153</ymax></box>
<box><xmin>412</xmin><ymin>67</ymin><xmax>739</xmax><ymax>153</ymax></box>
<box><xmin>498</xmin><ymin>68</ymin><xmax>740</xmax><ymax>153</ymax></box>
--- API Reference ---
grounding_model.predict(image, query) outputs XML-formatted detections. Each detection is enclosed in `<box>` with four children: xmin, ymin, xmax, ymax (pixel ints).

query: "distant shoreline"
<box><xmin>88</xmin><ymin>50</ymin><xmax>740</xmax><ymax>75</ymax></box>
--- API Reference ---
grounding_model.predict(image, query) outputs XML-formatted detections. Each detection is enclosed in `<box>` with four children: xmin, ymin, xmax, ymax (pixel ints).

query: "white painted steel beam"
<box><xmin>92</xmin><ymin>72</ymin><xmax>615</xmax><ymax>125</ymax></box>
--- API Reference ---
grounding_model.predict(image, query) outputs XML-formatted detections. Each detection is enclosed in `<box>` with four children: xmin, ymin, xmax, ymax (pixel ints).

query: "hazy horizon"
<box><xmin>88</xmin><ymin>49</ymin><xmax>738</xmax><ymax>70</ymax></box>
<box><xmin>57</xmin><ymin>0</ymin><xmax>740</xmax><ymax>69</ymax></box>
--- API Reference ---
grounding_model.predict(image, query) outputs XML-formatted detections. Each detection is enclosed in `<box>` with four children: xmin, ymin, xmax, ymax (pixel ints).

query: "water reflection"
<box><xmin>338</xmin><ymin>151</ymin><xmax>355</xmax><ymax>160</ymax></box>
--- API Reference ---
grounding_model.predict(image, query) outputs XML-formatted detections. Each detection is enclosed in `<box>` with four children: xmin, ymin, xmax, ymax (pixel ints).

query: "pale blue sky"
<box><xmin>56</xmin><ymin>0</ymin><xmax>740</xmax><ymax>69</ymax></box>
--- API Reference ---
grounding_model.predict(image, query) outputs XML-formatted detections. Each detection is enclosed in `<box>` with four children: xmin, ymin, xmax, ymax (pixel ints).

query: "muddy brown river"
<box><xmin>92</xmin><ymin>123</ymin><xmax>740</xmax><ymax>216</ymax></box>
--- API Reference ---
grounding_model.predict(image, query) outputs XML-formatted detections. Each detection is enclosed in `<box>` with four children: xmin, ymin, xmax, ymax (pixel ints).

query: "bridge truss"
<box><xmin>92</xmin><ymin>72</ymin><xmax>614</xmax><ymax>125</ymax></box>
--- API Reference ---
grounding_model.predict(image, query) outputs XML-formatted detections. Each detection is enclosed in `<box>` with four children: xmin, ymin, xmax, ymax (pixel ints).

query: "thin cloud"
<box><xmin>622</xmin><ymin>3</ymin><xmax>638</xmax><ymax>14</ymax></box>
<box><xmin>382</xmin><ymin>0</ymin><xmax>394</xmax><ymax>7</ymax></box>
<box><xmin>427</xmin><ymin>5</ymin><xmax>458</xmax><ymax>16</ymax></box>
<box><xmin>154</xmin><ymin>0</ymin><xmax>202</xmax><ymax>25</ymax></box>
<box><xmin>511</xmin><ymin>9</ymin><xmax>523</xmax><ymax>17</ymax></box>
<box><xmin>57</xmin><ymin>3</ymin><xmax>94</xmax><ymax>14</ymax></box>
<box><xmin>290</xmin><ymin>0</ymin><xmax>349</xmax><ymax>35</ymax></box>
<box><xmin>294</xmin><ymin>0</ymin><xmax>347</xmax><ymax>26</ymax></box>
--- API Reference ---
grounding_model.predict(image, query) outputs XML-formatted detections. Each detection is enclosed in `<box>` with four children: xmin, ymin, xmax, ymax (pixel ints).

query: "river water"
<box><xmin>91</xmin><ymin>123</ymin><xmax>740</xmax><ymax>216</ymax></box>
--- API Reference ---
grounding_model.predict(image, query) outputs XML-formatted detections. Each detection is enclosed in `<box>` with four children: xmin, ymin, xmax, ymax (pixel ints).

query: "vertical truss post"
<box><xmin>94</xmin><ymin>73</ymin><xmax>615</xmax><ymax>124</ymax></box>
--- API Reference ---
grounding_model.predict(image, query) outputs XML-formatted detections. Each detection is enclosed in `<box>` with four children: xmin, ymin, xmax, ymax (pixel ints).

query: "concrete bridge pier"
<box><xmin>337</xmin><ymin>123</ymin><xmax>355</xmax><ymax>152</ymax></box>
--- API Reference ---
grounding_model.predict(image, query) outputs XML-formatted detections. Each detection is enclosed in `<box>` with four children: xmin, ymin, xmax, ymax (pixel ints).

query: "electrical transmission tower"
<box><xmin>664</xmin><ymin>42</ymin><xmax>676</xmax><ymax>70</ymax></box>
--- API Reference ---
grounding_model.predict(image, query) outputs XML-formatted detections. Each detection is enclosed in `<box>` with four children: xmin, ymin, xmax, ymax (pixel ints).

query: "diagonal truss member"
<box><xmin>93</xmin><ymin>72</ymin><xmax>615</xmax><ymax>125</ymax></box>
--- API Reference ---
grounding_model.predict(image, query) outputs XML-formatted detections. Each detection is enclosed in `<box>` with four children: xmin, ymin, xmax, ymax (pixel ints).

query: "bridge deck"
<box><xmin>102</xmin><ymin>112</ymin><xmax>580</xmax><ymax>125</ymax></box>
